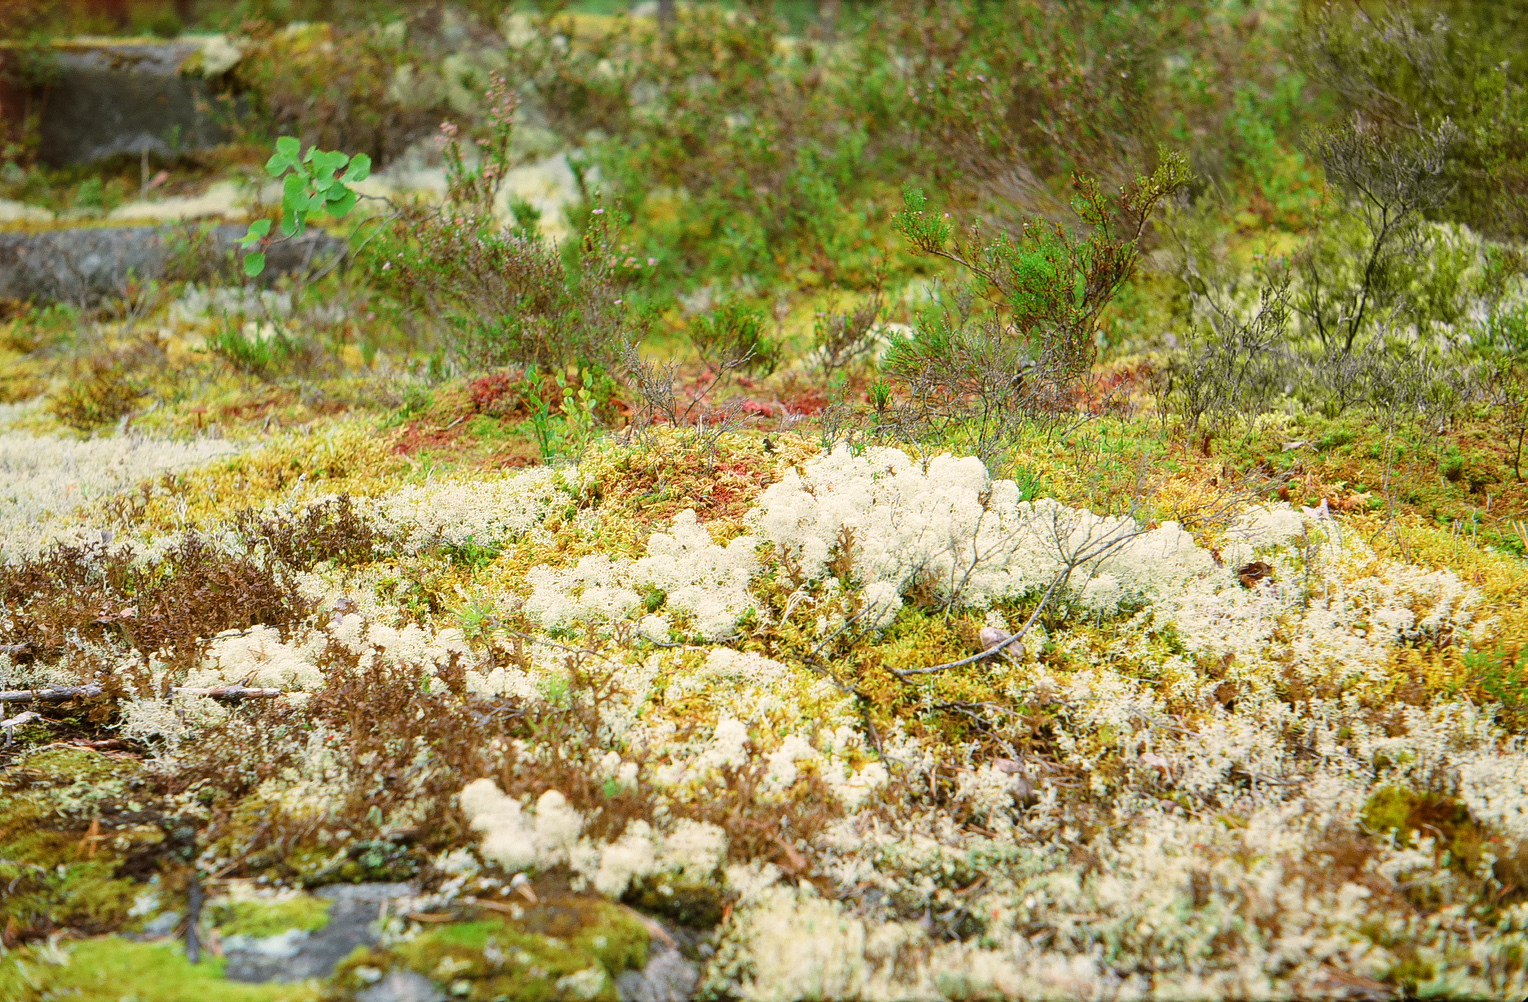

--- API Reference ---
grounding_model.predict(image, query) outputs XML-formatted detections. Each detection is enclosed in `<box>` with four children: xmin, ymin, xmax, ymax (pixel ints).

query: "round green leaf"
<box><xmin>344</xmin><ymin>154</ymin><xmax>372</xmax><ymax>184</ymax></box>
<box><xmin>324</xmin><ymin>188</ymin><xmax>358</xmax><ymax>219</ymax></box>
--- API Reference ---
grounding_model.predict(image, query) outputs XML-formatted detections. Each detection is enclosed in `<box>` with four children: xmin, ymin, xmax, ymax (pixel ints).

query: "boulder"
<box><xmin>3</xmin><ymin>38</ymin><xmax>242</xmax><ymax>168</ymax></box>
<box><xmin>0</xmin><ymin>224</ymin><xmax>346</xmax><ymax>306</ymax></box>
<box><xmin>223</xmin><ymin>882</ymin><xmax>415</xmax><ymax>984</ymax></box>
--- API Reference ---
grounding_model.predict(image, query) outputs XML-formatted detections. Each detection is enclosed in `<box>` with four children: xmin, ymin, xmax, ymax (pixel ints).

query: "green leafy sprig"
<box><xmin>238</xmin><ymin>136</ymin><xmax>372</xmax><ymax>278</ymax></box>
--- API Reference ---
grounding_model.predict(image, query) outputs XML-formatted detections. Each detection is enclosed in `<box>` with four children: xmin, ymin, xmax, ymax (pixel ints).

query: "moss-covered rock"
<box><xmin>326</xmin><ymin>895</ymin><xmax>648</xmax><ymax>1002</ymax></box>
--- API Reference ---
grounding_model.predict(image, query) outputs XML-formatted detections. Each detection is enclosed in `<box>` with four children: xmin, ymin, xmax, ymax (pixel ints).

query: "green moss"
<box><xmin>209</xmin><ymin>895</ymin><xmax>332</xmax><ymax>938</ymax></box>
<box><xmin>330</xmin><ymin>897</ymin><xmax>648</xmax><ymax>1002</ymax></box>
<box><xmin>0</xmin><ymin>937</ymin><xmax>319</xmax><ymax>1002</ymax></box>
<box><xmin>0</xmin><ymin>748</ymin><xmax>161</xmax><ymax>937</ymax></box>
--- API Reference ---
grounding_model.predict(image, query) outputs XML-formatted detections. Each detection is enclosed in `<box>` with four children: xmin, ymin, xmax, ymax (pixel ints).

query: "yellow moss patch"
<box><xmin>329</xmin><ymin>896</ymin><xmax>648</xmax><ymax>1002</ymax></box>
<box><xmin>0</xmin><ymin>937</ymin><xmax>320</xmax><ymax>1002</ymax></box>
<box><xmin>0</xmin><ymin>749</ymin><xmax>164</xmax><ymax>938</ymax></box>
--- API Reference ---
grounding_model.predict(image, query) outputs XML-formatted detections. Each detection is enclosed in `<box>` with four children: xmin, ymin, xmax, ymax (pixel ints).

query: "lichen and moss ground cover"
<box><xmin>5</xmin><ymin>383</ymin><xmax>1528</xmax><ymax>998</ymax></box>
<box><xmin>7</xmin><ymin>1</ymin><xmax>1528</xmax><ymax>999</ymax></box>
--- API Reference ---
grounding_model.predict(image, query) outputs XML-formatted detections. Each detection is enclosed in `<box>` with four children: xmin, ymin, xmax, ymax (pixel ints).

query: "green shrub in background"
<box><xmin>371</xmin><ymin>75</ymin><xmax>649</xmax><ymax>374</ymax></box>
<box><xmin>231</xmin><ymin>19</ymin><xmax>449</xmax><ymax>168</ymax></box>
<box><xmin>1299</xmin><ymin>0</ymin><xmax>1528</xmax><ymax>240</ymax></box>
<box><xmin>882</xmin><ymin>152</ymin><xmax>1193</xmax><ymax>465</ymax></box>
<box><xmin>501</xmin><ymin>0</ymin><xmax>1318</xmax><ymax>298</ymax></box>
<box><xmin>688</xmin><ymin>300</ymin><xmax>781</xmax><ymax>376</ymax></box>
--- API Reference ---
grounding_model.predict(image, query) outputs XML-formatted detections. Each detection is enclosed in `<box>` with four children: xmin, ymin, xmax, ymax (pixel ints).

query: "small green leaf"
<box><xmin>280</xmin><ymin>209</ymin><xmax>300</xmax><ymax>238</ymax></box>
<box><xmin>243</xmin><ymin>251</ymin><xmax>266</xmax><ymax>277</ymax></box>
<box><xmin>344</xmin><ymin>153</ymin><xmax>371</xmax><ymax>183</ymax></box>
<box><xmin>324</xmin><ymin>187</ymin><xmax>357</xmax><ymax>218</ymax></box>
<box><xmin>266</xmin><ymin>136</ymin><xmax>301</xmax><ymax>176</ymax></box>
<box><xmin>239</xmin><ymin>218</ymin><xmax>272</xmax><ymax>247</ymax></box>
<box><xmin>309</xmin><ymin>149</ymin><xmax>348</xmax><ymax>175</ymax></box>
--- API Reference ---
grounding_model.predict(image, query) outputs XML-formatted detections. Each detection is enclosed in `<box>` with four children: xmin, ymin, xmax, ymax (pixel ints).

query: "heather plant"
<box><xmin>810</xmin><ymin>287</ymin><xmax>883</xmax><ymax>380</ymax></box>
<box><xmin>1154</xmin><ymin>285</ymin><xmax>1295</xmax><ymax>442</ymax></box>
<box><xmin>687</xmin><ymin>300</ymin><xmax>781</xmax><ymax>377</ymax></box>
<box><xmin>375</xmin><ymin>76</ymin><xmax>649</xmax><ymax>373</ymax></box>
<box><xmin>1299</xmin><ymin>0</ymin><xmax>1528</xmax><ymax>240</ymax></box>
<box><xmin>882</xmin><ymin>153</ymin><xmax>1192</xmax><ymax>463</ymax></box>
<box><xmin>1280</xmin><ymin>118</ymin><xmax>1456</xmax><ymax>357</ymax></box>
<box><xmin>1482</xmin><ymin>303</ymin><xmax>1528</xmax><ymax>482</ymax></box>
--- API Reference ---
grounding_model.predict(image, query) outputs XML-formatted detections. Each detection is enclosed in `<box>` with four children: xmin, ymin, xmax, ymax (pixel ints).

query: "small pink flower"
<box><xmin>592</xmin><ymin>208</ymin><xmax>604</xmax><ymax>215</ymax></box>
<box><xmin>382</xmin><ymin>262</ymin><xmax>391</xmax><ymax>271</ymax></box>
<box><xmin>647</xmin><ymin>257</ymin><xmax>657</xmax><ymax>266</ymax></box>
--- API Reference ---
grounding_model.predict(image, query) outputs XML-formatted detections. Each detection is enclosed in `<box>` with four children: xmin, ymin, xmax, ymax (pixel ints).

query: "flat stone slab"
<box><xmin>223</xmin><ymin>882</ymin><xmax>414</xmax><ymax>984</ymax></box>
<box><xmin>0</xmin><ymin>224</ymin><xmax>345</xmax><ymax>306</ymax></box>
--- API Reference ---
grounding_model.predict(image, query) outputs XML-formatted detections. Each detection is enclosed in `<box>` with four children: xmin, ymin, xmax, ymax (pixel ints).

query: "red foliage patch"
<box><xmin>469</xmin><ymin>372</ymin><xmax>520</xmax><ymax>415</ymax></box>
<box><xmin>781</xmin><ymin>387</ymin><xmax>828</xmax><ymax>415</ymax></box>
<box><xmin>391</xmin><ymin>420</ymin><xmax>465</xmax><ymax>457</ymax></box>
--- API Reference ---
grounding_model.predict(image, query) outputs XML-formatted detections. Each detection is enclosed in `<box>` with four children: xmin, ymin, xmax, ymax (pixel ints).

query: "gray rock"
<box><xmin>138</xmin><ymin>910</ymin><xmax>181</xmax><ymax>938</ymax></box>
<box><xmin>33</xmin><ymin>41</ymin><xmax>234</xmax><ymax>168</ymax></box>
<box><xmin>357</xmin><ymin>970</ymin><xmax>446</xmax><ymax>1002</ymax></box>
<box><xmin>0</xmin><ymin>225</ymin><xmax>345</xmax><ymax>306</ymax></box>
<box><xmin>223</xmin><ymin>882</ymin><xmax>413</xmax><ymax>984</ymax></box>
<box><xmin>616</xmin><ymin>945</ymin><xmax>699</xmax><ymax>1002</ymax></box>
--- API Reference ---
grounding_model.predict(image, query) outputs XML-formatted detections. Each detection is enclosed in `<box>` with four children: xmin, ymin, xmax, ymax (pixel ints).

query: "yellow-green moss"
<box><xmin>0</xmin><ymin>937</ymin><xmax>320</xmax><ymax>1002</ymax></box>
<box><xmin>0</xmin><ymin>749</ymin><xmax>161</xmax><ymax>937</ymax></box>
<box><xmin>329</xmin><ymin>898</ymin><xmax>648</xmax><ymax>1002</ymax></box>
<box><xmin>209</xmin><ymin>895</ymin><xmax>331</xmax><ymax>938</ymax></box>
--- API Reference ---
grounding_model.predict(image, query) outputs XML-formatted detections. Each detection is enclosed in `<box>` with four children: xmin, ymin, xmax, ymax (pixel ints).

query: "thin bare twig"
<box><xmin>890</xmin><ymin>568</ymin><xmax>1067</xmax><ymax>678</ymax></box>
<box><xmin>169</xmin><ymin>685</ymin><xmax>286</xmax><ymax>700</ymax></box>
<box><xmin>0</xmin><ymin>684</ymin><xmax>105</xmax><ymax>703</ymax></box>
<box><xmin>892</xmin><ymin>518</ymin><xmax>1147</xmax><ymax>678</ymax></box>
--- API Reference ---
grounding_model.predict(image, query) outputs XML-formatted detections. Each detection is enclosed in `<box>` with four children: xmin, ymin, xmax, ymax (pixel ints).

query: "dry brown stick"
<box><xmin>169</xmin><ymin>685</ymin><xmax>285</xmax><ymax>700</ymax></box>
<box><xmin>0</xmin><ymin>684</ymin><xmax>286</xmax><ymax>706</ymax></box>
<box><xmin>0</xmin><ymin>684</ymin><xmax>104</xmax><ymax>703</ymax></box>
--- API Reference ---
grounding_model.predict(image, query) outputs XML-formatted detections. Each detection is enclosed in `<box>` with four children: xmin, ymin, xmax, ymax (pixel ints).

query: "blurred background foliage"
<box><xmin>3</xmin><ymin>0</ymin><xmax>1528</xmax><ymax>540</ymax></box>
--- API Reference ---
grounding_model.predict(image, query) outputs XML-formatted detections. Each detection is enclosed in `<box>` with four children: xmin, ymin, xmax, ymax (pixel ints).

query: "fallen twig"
<box><xmin>619</xmin><ymin>903</ymin><xmax>677</xmax><ymax>948</ymax></box>
<box><xmin>0</xmin><ymin>684</ymin><xmax>286</xmax><ymax>708</ymax></box>
<box><xmin>0</xmin><ymin>684</ymin><xmax>104</xmax><ymax>704</ymax></box>
<box><xmin>891</xmin><ymin>569</ymin><xmax>1067</xmax><ymax>679</ymax></box>
<box><xmin>184</xmin><ymin>867</ymin><xmax>204</xmax><ymax>964</ymax></box>
<box><xmin>169</xmin><ymin>685</ymin><xmax>285</xmax><ymax>700</ymax></box>
<box><xmin>473</xmin><ymin>898</ymin><xmax>516</xmax><ymax>915</ymax></box>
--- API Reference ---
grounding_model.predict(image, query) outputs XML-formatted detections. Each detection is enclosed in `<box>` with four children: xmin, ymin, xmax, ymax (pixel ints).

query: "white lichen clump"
<box><xmin>459</xmin><ymin>779</ymin><xmax>728</xmax><ymax>898</ymax></box>
<box><xmin>526</xmin><ymin>508</ymin><xmax>759</xmax><ymax>639</ymax></box>
<box><xmin>0</xmin><ymin>431</ymin><xmax>236</xmax><ymax>559</ymax></box>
